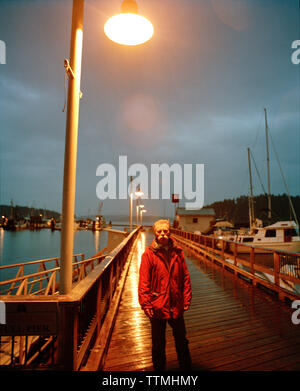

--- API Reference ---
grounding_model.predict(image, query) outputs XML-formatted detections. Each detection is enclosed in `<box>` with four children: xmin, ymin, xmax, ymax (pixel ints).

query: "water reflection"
<box><xmin>0</xmin><ymin>228</ymin><xmax>4</xmax><ymax>281</ymax></box>
<box><xmin>130</xmin><ymin>232</ymin><xmax>146</xmax><ymax>308</ymax></box>
<box><xmin>93</xmin><ymin>230</ymin><xmax>100</xmax><ymax>253</ymax></box>
<box><xmin>127</xmin><ymin>232</ymin><xmax>148</xmax><ymax>352</ymax></box>
<box><xmin>0</xmin><ymin>229</ymin><xmax>108</xmax><ymax>281</ymax></box>
<box><xmin>0</xmin><ymin>228</ymin><xmax>4</xmax><ymax>265</ymax></box>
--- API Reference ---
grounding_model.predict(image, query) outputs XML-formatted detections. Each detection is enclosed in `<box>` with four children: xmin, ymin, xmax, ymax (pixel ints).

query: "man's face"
<box><xmin>155</xmin><ymin>224</ymin><xmax>170</xmax><ymax>246</ymax></box>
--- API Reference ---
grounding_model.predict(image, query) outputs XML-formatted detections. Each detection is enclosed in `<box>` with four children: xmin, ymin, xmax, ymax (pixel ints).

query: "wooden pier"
<box><xmin>102</xmin><ymin>230</ymin><xmax>300</xmax><ymax>371</ymax></box>
<box><xmin>1</xmin><ymin>228</ymin><xmax>300</xmax><ymax>370</ymax></box>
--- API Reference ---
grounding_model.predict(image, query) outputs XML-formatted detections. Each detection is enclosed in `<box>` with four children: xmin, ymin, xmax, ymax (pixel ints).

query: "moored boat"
<box><xmin>228</xmin><ymin>221</ymin><xmax>300</xmax><ymax>253</ymax></box>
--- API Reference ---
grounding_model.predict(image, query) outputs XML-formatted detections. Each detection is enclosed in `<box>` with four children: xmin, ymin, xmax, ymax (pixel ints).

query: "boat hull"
<box><xmin>229</xmin><ymin>240</ymin><xmax>300</xmax><ymax>254</ymax></box>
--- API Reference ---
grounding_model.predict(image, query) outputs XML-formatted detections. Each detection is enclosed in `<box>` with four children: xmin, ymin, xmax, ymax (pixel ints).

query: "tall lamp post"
<box><xmin>140</xmin><ymin>208</ymin><xmax>146</xmax><ymax>226</ymax></box>
<box><xmin>129</xmin><ymin>176</ymin><xmax>133</xmax><ymax>232</ymax></box>
<box><xmin>135</xmin><ymin>188</ymin><xmax>144</xmax><ymax>226</ymax></box>
<box><xmin>137</xmin><ymin>204</ymin><xmax>144</xmax><ymax>225</ymax></box>
<box><xmin>60</xmin><ymin>0</ymin><xmax>153</xmax><ymax>294</ymax></box>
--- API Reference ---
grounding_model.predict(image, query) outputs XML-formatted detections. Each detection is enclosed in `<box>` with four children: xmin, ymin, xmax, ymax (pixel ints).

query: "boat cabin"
<box><xmin>238</xmin><ymin>221</ymin><xmax>299</xmax><ymax>244</ymax></box>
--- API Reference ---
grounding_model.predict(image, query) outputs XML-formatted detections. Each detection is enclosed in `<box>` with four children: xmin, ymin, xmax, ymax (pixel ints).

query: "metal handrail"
<box><xmin>170</xmin><ymin>228</ymin><xmax>300</xmax><ymax>301</ymax></box>
<box><xmin>0</xmin><ymin>227</ymin><xmax>140</xmax><ymax>370</ymax></box>
<box><xmin>0</xmin><ymin>254</ymin><xmax>83</xmax><ymax>270</ymax></box>
<box><xmin>0</xmin><ymin>254</ymin><xmax>107</xmax><ymax>295</ymax></box>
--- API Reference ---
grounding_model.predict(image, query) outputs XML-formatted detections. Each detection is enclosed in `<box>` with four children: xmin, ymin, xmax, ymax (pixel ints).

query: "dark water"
<box><xmin>0</xmin><ymin>217</ymin><xmax>159</xmax><ymax>283</ymax></box>
<box><xmin>0</xmin><ymin>228</ymin><xmax>108</xmax><ymax>282</ymax></box>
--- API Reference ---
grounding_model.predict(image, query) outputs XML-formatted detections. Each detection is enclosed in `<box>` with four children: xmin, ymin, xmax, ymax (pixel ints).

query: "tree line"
<box><xmin>0</xmin><ymin>205</ymin><xmax>61</xmax><ymax>220</ymax></box>
<box><xmin>205</xmin><ymin>194</ymin><xmax>300</xmax><ymax>227</ymax></box>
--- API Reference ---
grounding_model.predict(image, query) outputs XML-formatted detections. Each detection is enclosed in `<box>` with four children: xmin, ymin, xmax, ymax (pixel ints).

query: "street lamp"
<box><xmin>138</xmin><ymin>204</ymin><xmax>144</xmax><ymax>225</ymax></box>
<box><xmin>104</xmin><ymin>0</ymin><xmax>154</xmax><ymax>45</ymax></box>
<box><xmin>135</xmin><ymin>189</ymin><xmax>144</xmax><ymax>198</ymax></box>
<box><xmin>135</xmin><ymin>188</ymin><xmax>144</xmax><ymax>226</ymax></box>
<box><xmin>60</xmin><ymin>0</ymin><xmax>153</xmax><ymax>294</ymax></box>
<box><xmin>140</xmin><ymin>208</ymin><xmax>146</xmax><ymax>226</ymax></box>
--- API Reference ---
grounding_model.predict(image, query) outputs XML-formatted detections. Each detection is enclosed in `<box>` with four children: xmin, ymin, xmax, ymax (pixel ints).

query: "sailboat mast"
<box><xmin>247</xmin><ymin>147</ymin><xmax>254</xmax><ymax>228</ymax></box>
<box><xmin>264</xmin><ymin>108</ymin><xmax>272</xmax><ymax>220</ymax></box>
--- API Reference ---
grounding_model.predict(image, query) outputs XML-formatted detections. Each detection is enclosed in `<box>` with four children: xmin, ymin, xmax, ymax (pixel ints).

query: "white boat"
<box><xmin>229</xmin><ymin>221</ymin><xmax>300</xmax><ymax>253</ymax></box>
<box><xmin>224</xmin><ymin>109</ymin><xmax>300</xmax><ymax>254</ymax></box>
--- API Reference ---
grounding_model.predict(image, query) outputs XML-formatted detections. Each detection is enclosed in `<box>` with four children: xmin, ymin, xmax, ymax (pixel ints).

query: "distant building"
<box><xmin>175</xmin><ymin>207</ymin><xmax>216</xmax><ymax>233</ymax></box>
<box><xmin>29</xmin><ymin>215</ymin><xmax>44</xmax><ymax>229</ymax></box>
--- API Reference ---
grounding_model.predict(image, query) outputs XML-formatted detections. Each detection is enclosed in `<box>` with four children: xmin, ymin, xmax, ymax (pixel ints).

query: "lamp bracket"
<box><xmin>62</xmin><ymin>59</ymin><xmax>83</xmax><ymax>112</ymax></box>
<box><xmin>64</xmin><ymin>58</ymin><xmax>75</xmax><ymax>79</ymax></box>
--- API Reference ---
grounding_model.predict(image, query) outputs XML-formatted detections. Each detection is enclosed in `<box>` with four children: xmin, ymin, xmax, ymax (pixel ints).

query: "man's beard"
<box><xmin>157</xmin><ymin>234</ymin><xmax>169</xmax><ymax>244</ymax></box>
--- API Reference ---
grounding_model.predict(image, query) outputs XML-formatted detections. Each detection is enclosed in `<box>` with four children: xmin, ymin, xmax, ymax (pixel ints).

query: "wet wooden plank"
<box><xmin>102</xmin><ymin>231</ymin><xmax>300</xmax><ymax>371</ymax></box>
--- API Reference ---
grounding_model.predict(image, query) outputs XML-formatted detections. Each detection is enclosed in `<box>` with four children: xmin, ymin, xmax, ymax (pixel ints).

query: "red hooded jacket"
<box><xmin>138</xmin><ymin>236</ymin><xmax>192</xmax><ymax>319</ymax></box>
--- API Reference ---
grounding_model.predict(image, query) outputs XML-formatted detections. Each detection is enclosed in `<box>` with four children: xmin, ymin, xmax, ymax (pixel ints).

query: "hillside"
<box><xmin>205</xmin><ymin>194</ymin><xmax>300</xmax><ymax>226</ymax></box>
<box><xmin>0</xmin><ymin>205</ymin><xmax>60</xmax><ymax>220</ymax></box>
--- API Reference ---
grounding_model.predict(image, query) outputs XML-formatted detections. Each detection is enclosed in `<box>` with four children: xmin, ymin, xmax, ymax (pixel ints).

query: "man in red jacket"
<box><xmin>138</xmin><ymin>219</ymin><xmax>192</xmax><ymax>371</ymax></box>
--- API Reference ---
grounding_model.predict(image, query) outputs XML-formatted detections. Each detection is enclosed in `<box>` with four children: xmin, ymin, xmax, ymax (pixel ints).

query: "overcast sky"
<box><xmin>0</xmin><ymin>0</ymin><xmax>299</xmax><ymax>218</ymax></box>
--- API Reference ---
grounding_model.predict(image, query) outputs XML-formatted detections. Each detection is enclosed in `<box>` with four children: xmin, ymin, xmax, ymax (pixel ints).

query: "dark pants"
<box><xmin>150</xmin><ymin>316</ymin><xmax>191</xmax><ymax>371</ymax></box>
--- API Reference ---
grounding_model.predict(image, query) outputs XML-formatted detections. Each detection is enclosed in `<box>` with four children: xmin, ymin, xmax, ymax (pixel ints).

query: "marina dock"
<box><xmin>0</xmin><ymin>227</ymin><xmax>300</xmax><ymax>370</ymax></box>
<box><xmin>102</xmin><ymin>231</ymin><xmax>300</xmax><ymax>371</ymax></box>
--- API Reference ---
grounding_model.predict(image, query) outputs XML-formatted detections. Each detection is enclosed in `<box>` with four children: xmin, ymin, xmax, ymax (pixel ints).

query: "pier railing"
<box><xmin>0</xmin><ymin>227</ymin><xmax>140</xmax><ymax>370</ymax></box>
<box><xmin>170</xmin><ymin>229</ymin><xmax>300</xmax><ymax>302</ymax></box>
<box><xmin>0</xmin><ymin>252</ymin><xmax>109</xmax><ymax>296</ymax></box>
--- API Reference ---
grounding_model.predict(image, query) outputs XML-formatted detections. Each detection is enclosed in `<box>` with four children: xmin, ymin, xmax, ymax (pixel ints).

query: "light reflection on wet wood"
<box><xmin>102</xmin><ymin>231</ymin><xmax>300</xmax><ymax>371</ymax></box>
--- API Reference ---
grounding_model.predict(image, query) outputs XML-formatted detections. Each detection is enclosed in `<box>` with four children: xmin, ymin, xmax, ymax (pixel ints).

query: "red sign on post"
<box><xmin>0</xmin><ymin>302</ymin><xmax>58</xmax><ymax>336</ymax></box>
<box><xmin>172</xmin><ymin>194</ymin><xmax>179</xmax><ymax>203</ymax></box>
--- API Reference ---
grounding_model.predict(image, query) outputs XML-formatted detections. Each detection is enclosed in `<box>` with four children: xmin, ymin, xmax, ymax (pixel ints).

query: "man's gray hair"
<box><xmin>153</xmin><ymin>219</ymin><xmax>170</xmax><ymax>232</ymax></box>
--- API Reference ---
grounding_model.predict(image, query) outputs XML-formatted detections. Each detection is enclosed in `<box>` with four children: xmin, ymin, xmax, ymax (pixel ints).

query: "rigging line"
<box><xmin>250</xmin><ymin>149</ymin><xmax>267</xmax><ymax>196</ymax></box>
<box><xmin>240</xmin><ymin>164</ymin><xmax>250</xmax><ymax>197</ymax></box>
<box><xmin>268</xmin><ymin>127</ymin><xmax>299</xmax><ymax>228</ymax></box>
<box><xmin>252</xmin><ymin>109</ymin><xmax>264</xmax><ymax>149</ymax></box>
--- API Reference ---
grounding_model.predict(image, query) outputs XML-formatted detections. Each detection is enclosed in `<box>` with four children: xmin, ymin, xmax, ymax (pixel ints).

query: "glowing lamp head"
<box><xmin>104</xmin><ymin>0</ymin><xmax>154</xmax><ymax>46</ymax></box>
<box><xmin>135</xmin><ymin>190</ymin><xmax>144</xmax><ymax>197</ymax></box>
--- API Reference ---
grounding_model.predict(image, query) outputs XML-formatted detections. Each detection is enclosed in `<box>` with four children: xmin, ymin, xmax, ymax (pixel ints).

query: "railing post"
<box><xmin>274</xmin><ymin>251</ymin><xmax>280</xmax><ymax>287</ymax></box>
<box><xmin>234</xmin><ymin>242</ymin><xmax>237</xmax><ymax>267</ymax></box>
<box><xmin>203</xmin><ymin>236</ymin><xmax>207</xmax><ymax>261</ymax></box>
<box><xmin>116</xmin><ymin>255</ymin><xmax>121</xmax><ymax>283</ymax></box>
<box><xmin>96</xmin><ymin>280</ymin><xmax>102</xmax><ymax>335</ymax></box>
<box><xmin>221</xmin><ymin>240</ymin><xmax>225</xmax><ymax>262</ymax></box>
<box><xmin>16</xmin><ymin>278</ymin><xmax>28</xmax><ymax>295</ymax></box>
<box><xmin>58</xmin><ymin>301</ymin><xmax>79</xmax><ymax>370</ymax></box>
<box><xmin>108</xmin><ymin>265</ymin><xmax>113</xmax><ymax>304</ymax></box>
<box><xmin>250</xmin><ymin>247</ymin><xmax>255</xmax><ymax>275</ymax></box>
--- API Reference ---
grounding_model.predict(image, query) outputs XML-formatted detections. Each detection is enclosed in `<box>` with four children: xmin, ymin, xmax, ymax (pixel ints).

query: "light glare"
<box><xmin>104</xmin><ymin>13</ymin><xmax>154</xmax><ymax>46</ymax></box>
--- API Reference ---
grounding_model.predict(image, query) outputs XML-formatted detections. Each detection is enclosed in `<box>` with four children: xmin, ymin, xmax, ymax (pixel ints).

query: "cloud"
<box><xmin>0</xmin><ymin>0</ymin><xmax>299</xmax><ymax>216</ymax></box>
